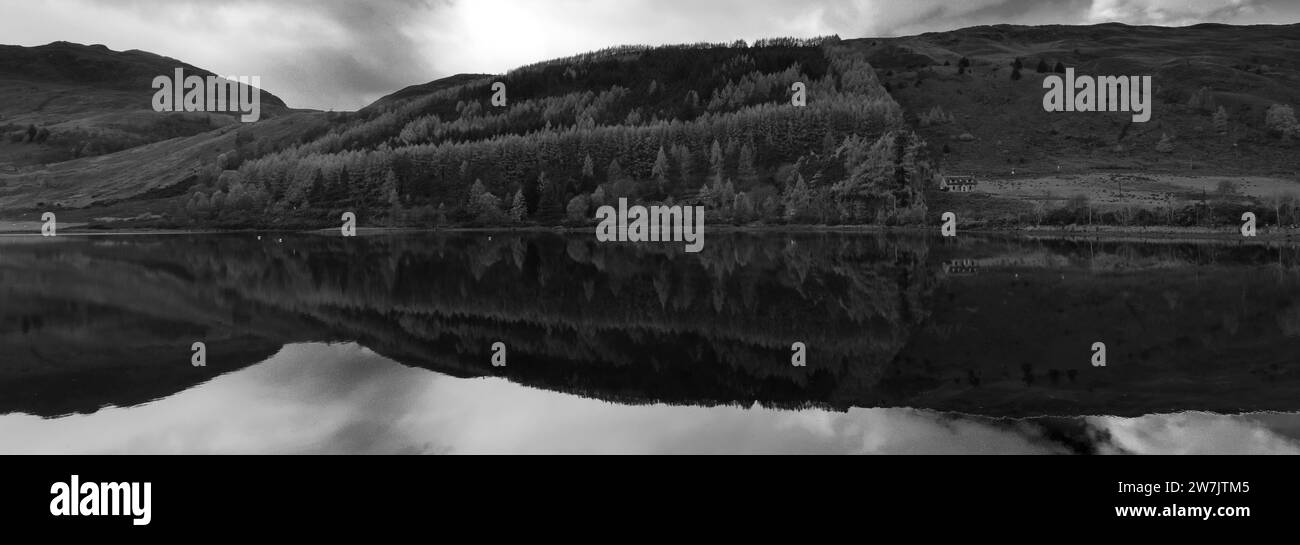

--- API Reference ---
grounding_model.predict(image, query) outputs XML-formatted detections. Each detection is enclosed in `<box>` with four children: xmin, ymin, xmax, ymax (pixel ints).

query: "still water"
<box><xmin>2</xmin><ymin>231</ymin><xmax>1300</xmax><ymax>454</ymax></box>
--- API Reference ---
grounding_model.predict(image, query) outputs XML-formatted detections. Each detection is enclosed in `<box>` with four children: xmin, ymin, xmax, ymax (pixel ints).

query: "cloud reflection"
<box><xmin>1</xmin><ymin>343</ymin><xmax>1298</xmax><ymax>454</ymax></box>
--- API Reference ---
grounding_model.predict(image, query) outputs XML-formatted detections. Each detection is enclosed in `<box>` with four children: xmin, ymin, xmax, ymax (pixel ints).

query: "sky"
<box><xmin>1</xmin><ymin>0</ymin><xmax>1298</xmax><ymax>111</ymax></box>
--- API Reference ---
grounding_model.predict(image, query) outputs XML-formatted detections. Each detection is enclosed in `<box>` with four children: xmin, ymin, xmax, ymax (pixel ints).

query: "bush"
<box><xmin>1155</xmin><ymin>133</ymin><xmax>1175</xmax><ymax>153</ymax></box>
<box><xmin>1265</xmin><ymin>104</ymin><xmax>1298</xmax><ymax>138</ymax></box>
<box><xmin>566</xmin><ymin>194</ymin><xmax>591</xmax><ymax>224</ymax></box>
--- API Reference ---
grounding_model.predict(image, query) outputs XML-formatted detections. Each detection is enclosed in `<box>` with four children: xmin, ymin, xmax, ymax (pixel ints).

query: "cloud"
<box><xmin>819</xmin><ymin>0</ymin><xmax>1093</xmax><ymax>36</ymax></box>
<box><xmin>0</xmin><ymin>0</ymin><xmax>1297</xmax><ymax>110</ymax></box>
<box><xmin>1085</xmin><ymin>0</ymin><xmax>1280</xmax><ymax>26</ymax></box>
<box><xmin>0</xmin><ymin>0</ymin><xmax>443</xmax><ymax>110</ymax></box>
<box><xmin>1088</xmin><ymin>413</ymin><xmax>1300</xmax><ymax>454</ymax></box>
<box><xmin>0</xmin><ymin>343</ymin><xmax>1063</xmax><ymax>454</ymax></box>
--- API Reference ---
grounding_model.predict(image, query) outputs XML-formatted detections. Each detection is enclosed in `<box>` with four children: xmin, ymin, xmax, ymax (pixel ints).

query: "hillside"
<box><xmin>868</xmin><ymin>23</ymin><xmax>1300</xmax><ymax>224</ymax></box>
<box><xmin>1</xmin><ymin>36</ymin><xmax>936</xmax><ymax>229</ymax></box>
<box><xmin>0</xmin><ymin>42</ymin><xmax>293</xmax><ymax>170</ymax></box>
<box><xmin>364</xmin><ymin>72</ymin><xmax>494</xmax><ymax>110</ymax></box>
<box><xmin>212</xmin><ymin>37</ymin><xmax>924</xmax><ymax>230</ymax></box>
<box><xmin>1</xmin><ymin>24</ymin><xmax>1298</xmax><ymax>231</ymax></box>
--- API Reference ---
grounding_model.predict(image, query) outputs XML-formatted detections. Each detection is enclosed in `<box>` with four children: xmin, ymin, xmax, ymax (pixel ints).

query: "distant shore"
<box><xmin>5</xmin><ymin>221</ymin><xmax>1300</xmax><ymax>246</ymax></box>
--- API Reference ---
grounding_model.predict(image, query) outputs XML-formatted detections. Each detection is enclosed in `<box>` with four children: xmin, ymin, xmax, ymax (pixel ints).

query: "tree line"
<box><xmin>178</xmin><ymin>39</ymin><xmax>937</xmax><ymax>228</ymax></box>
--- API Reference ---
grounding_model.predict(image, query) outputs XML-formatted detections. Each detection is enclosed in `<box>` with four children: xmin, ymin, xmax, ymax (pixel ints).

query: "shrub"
<box><xmin>566</xmin><ymin>194</ymin><xmax>591</xmax><ymax>223</ymax></box>
<box><xmin>1155</xmin><ymin>133</ymin><xmax>1175</xmax><ymax>153</ymax></box>
<box><xmin>1265</xmin><ymin>104</ymin><xmax>1298</xmax><ymax>138</ymax></box>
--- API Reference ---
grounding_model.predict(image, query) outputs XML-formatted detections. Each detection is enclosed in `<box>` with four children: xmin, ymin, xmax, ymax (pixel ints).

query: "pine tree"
<box><xmin>652</xmin><ymin>146</ymin><xmax>670</xmax><ymax>195</ymax></box>
<box><xmin>306</xmin><ymin>168</ymin><xmax>327</xmax><ymax>209</ymax></box>
<box><xmin>1036</xmin><ymin>59</ymin><xmax>1049</xmax><ymax>73</ymax></box>
<box><xmin>735</xmin><ymin>192</ymin><xmax>754</xmax><ymax>223</ymax></box>
<box><xmin>467</xmin><ymin>179</ymin><xmax>488</xmax><ymax>213</ymax></box>
<box><xmin>1212</xmin><ymin>106</ymin><xmax>1229</xmax><ymax>134</ymax></box>
<box><xmin>783</xmin><ymin>173</ymin><xmax>811</xmax><ymax>221</ymax></box>
<box><xmin>697</xmin><ymin>182</ymin><xmax>716</xmax><ymax>208</ymax></box>
<box><xmin>717</xmin><ymin>179</ymin><xmax>736</xmax><ymax>219</ymax></box>
<box><xmin>382</xmin><ymin>169</ymin><xmax>401</xmax><ymax>218</ymax></box>
<box><xmin>536</xmin><ymin>171</ymin><xmax>561</xmax><ymax>221</ymax></box>
<box><xmin>510</xmin><ymin>189</ymin><xmax>527</xmax><ymax>222</ymax></box>
<box><xmin>329</xmin><ymin>166</ymin><xmax>350</xmax><ymax>208</ymax></box>
<box><xmin>737</xmin><ymin>143</ymin><xmax>758</xmax><ymax>186</ymax></box>
<box><xmin>685</xmin><ymin>90</ymin><xmax>700</xmax><ymax>109</ymax></box>
<box><xmin>724</xmin><ymin>138</ymin><xmax>739</xmax><ymax>178</ymax></box>
<box><xmin>709</xmin><ymin>139</ymin><xmax>724</xmax><ymax>185</ymax></box>
<box><xmin>607</xmin><ymin>158</ymin><xmax>627</xmax><ymax>185</ymax></box>
<box><xmin>581</xmin><ymin>154</ymin><xmax>595</xmax><ymax>179</ymax></box>
<box><xmin>674</xmin><ymin>144</ymin><xmax>694</xmax><ymax>189</ymax></box>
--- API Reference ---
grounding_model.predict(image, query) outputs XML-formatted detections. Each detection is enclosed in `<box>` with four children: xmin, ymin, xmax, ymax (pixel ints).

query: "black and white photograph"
<box><xmin>1</xmin><ymin>0</ymin><xmax>1298</xmax><ymax>528</ymax></box>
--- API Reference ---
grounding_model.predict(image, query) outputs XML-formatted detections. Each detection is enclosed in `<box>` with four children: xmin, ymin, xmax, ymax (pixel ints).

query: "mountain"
<box><xmin>1</xmin><ymin>24</ymin><xmax>1299</xmax><ymax>231</ymax></box>
<box><xmin>0</xmin><ymin>41</ymin><xmax>291</xmax><ymax>166</ymax></box>
<box><xmin>364</xmin><ymin>73</ymin><xmax>494</xmax><ymax>110</ymax></box>
<box><xmin>0</xmin><ymin>35</ymin><xmax>933</xmax><ymax>229</ymax></box>
<box><xmin>0</xmin><ymin>41</ymin><xmax>335</xmax><ymax>215</ymax></box>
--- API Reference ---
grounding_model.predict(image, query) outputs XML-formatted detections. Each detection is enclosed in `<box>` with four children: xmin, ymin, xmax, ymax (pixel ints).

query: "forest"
<box><xmin>173</xmin><ymin>36</ymin><xmax>938</xmax><ymax>228</ymax></box>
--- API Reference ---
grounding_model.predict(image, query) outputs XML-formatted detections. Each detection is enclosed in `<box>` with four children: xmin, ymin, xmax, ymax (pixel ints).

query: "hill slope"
<box><xmin>151</xmin><ymin>36</ymin><xmax>929</xmax><ymax>229</ymax></box>
<box><xmin>0</xmin><ymin>42</ymin><xmax>293</xmax><ymax>168</ymax></box>
<box><xmin>868</xmin><ymin>23</ymin><xmax>1300</xmax><ymax>222</ymax></box>
<box><xmin>0</xmin><ymin>42</ymin><xmax>336</xmax><ymax>217</ymax></box>
<box><xmin>3</xmin><ymin>24</ymin><xmax>1299</xmax><ymax>231</ymax></box>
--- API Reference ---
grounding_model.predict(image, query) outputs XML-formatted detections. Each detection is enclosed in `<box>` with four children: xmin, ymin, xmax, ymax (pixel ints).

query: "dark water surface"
<box><xmin>3</xmin><ymin>231</ymin><xmax>1300</xmax><ymax>454</ymax></box>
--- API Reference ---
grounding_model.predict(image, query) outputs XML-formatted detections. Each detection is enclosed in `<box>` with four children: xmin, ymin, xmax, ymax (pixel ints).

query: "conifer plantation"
<box><xmin>210</xmin><ymin>37</ymin><xmax>936</xmax><ymax>228</ymax></box>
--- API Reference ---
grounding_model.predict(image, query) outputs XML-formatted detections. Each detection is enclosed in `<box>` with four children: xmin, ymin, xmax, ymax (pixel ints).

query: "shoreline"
<box><xmin>3</xmin><ymin>223</ymin><xmax>1300</xmax><ymax>244</ymax></box>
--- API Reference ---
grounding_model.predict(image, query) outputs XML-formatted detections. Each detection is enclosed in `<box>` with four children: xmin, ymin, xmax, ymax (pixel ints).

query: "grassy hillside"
<box><xmin>868</xmin><ymin>23</ymin><xmax>1300</xmax><ymax>226</ymax></box>
<box><xmin>0</xmin><ymin>41</ymin><xmax>292</xmax><ymax>169</ymax></box>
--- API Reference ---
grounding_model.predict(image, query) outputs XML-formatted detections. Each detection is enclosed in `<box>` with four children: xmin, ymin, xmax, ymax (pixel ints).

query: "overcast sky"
<box><xmin>2</xmin><ymin>0</ymin><xmax>1298</xmax><ymax>110</ymax></box>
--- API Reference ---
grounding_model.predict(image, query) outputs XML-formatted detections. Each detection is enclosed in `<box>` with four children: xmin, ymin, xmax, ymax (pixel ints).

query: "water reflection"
<box><xmin>2</xmin><ymin>232</ymin><xmax>1300</xmax><ymax>453</ymax></box>
<box><xmin>1</xmin><ymin>343</ymin><xmax>1297</xmax><ymax>454</ymax></box>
